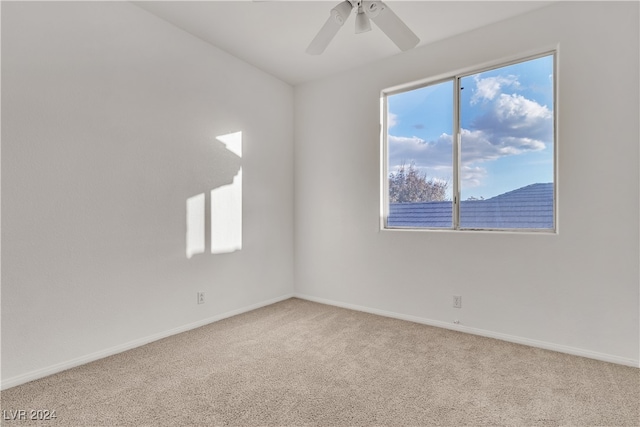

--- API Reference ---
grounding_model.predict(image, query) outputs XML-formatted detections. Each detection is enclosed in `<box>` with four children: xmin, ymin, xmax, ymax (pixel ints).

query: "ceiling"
<box><xmin>133</xmin><ymin>1</ymin><xmax>554</xmax><ymax>86</ymax></box>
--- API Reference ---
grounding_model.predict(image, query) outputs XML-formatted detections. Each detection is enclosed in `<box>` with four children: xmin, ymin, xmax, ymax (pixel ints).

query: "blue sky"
<box><xmin>387</xmin><ymin>55</ymin><xmax>554</xmax><ymax>200</ymax></box>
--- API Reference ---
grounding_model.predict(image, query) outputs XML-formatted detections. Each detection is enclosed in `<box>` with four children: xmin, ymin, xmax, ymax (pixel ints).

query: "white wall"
<box><xmin>294</xmin><ymin>2</ymin><xmax>639</xmax><ymax>365</ymax></box>
<box><xmin>1</xmin><ymin>1</ymin><xmax>294</xmax><ymax>386</ymax></box>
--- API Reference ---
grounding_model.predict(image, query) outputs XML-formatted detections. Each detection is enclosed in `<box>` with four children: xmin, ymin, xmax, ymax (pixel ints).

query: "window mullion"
<box><xmin>381</xmin><ymin>94</ymin><xmax>390</xmax><ymax>229</ymax></box>
<box><xmin>452</xmin><ymin>77</ymin><xmax>461</xmax><ymax>229</ymax></box>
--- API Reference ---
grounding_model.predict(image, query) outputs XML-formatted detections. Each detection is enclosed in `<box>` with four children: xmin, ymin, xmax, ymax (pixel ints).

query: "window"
<box><xmin>382</xmin><ymin>53</ymin><xmax>556</xmax><ymax>231</ymax></box>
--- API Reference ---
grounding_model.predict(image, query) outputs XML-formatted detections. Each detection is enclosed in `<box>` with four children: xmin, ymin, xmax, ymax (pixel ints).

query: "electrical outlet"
<box><xmin>453</xmin><ymin>295</ymin><xmax>462</xmax><ymax>308</ymax></box>
<box><xmin>197</xmin><ymin>292</ymin><xmax>205</xmax><ymax>304</ymax></box>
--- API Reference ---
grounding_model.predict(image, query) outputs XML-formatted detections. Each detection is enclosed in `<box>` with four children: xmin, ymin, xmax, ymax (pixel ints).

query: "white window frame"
<box><xmin>380</xmin><ymin>50</ymin><xmax>558</xmax><ymax>233</ymax></box>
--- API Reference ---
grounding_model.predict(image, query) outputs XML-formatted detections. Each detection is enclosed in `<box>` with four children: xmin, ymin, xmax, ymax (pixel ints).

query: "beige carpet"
<box><xmin>1</xmin><ymin>298</ymin><xmax>638</xmax><ymax>426</ymax></box>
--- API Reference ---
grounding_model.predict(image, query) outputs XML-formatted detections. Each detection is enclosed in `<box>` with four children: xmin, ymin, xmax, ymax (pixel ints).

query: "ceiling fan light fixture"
<box><xmin>355</xmin><ymin>8</ymin><xmax>372</xmax><ymax>33</ymax></box>
<box><xmin>306</xmin><ymin>0</ymin><xmax>419</xmax><ymax>55</ymax></box>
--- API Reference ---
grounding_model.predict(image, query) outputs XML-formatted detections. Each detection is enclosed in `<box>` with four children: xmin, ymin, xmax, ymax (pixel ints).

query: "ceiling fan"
<box><xmin>306</xmin><ymin>0</ymin><xmax>420</xmax><ymax>55</ymax></box>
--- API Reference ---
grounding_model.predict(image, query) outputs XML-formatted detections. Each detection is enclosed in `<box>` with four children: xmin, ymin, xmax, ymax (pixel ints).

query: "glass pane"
<box><xmin>386</xmin><ymin>80</ymin><xmax>454</xmax><ymax>228</ymax></box>
<box><xmin>459</xmin><ymin>55</ymin><xmax>554</xmax><ymax>229</ymax></box>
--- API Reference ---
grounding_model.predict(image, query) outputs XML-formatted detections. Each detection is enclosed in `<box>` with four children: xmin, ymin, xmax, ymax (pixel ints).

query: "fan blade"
<box><xmin>306</xmin><ymin>1</ymin><xmax>353</xmax><ymax>55</ymax></box>
<box><xmin>363</xmin><ymin>1</ymin><xmax>419</xmax><ymax>51</ymax></box>
<box><xmin>306</xmin><ymin>15</ymin><xmax>342</xmax><ymax>55</ymax></box>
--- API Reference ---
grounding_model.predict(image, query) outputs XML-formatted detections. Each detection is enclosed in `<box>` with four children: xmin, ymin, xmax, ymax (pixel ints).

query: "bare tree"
<box><xmin>389</xmin><ymin>162</ymin><xmax>449</xmax><ymax>203</ymax></box>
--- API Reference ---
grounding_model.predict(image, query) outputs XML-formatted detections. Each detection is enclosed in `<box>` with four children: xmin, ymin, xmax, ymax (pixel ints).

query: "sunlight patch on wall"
<box><xmin>186</xmin><ymin>193</ymin><xmax>205</xmax><ymax>259</ymax></box>
<box><xmin>211</xmin><ymin>131</ymin><xmax>242</xmax><ymax>254</ymax></box>
<box><xmin>211</xmin><ymin>169</ymin><xmax>242</xmax><ymax>254</ymax></box>
<box><xmin>185</xmin><ymin>131</ymin><xmax>242</xmax><ymax>258</ymax></box>
<box><xmin>215</xmin><ymin>131</ymin><xmax>242</xmax><ymax>158</ymax></box>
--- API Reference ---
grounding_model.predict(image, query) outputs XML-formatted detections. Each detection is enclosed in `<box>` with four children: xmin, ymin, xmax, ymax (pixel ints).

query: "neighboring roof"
<box><xmin>388</xmin><ymin>183</ymin><xmax>554</xmax><ymax>229</ymax></box>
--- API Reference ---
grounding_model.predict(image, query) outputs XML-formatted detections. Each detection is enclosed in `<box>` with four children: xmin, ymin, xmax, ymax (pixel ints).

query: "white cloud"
<box><xmin>459</xmin><ymin>128</ymin><xmax>546</xmax><ymax>164</ymax></box>
<box><xmin>461</xmin><ymin>165</ymin><xmax>487</xmax><ymax>188</ymax></box>
<box><xmin>388</xmin><ymin>135</ymin><xmax>427</xmax><ymax>153</ymax></box>
<box><xmin>473</xmin><ymin>93</ymin><xmax>553</xmax><ymax>144</ymax></box>
<box><xmin>498</xmin><ymin>137</ymin><xmax>545</xmax><ymax>154</ymax></box>
<box><xmin>494</xmin><ymin>93</ymin><xmax>552</xmax><ymax>124</ymax></box>
<box><xmin>388</xmin><ymin>134</ymin><xmax>452</xmax><ymax>173</ymax></box>
<box><xmin>387</xmin><ymin>113</ymin><xmax>398</xmax><ymax>129</ymax></box>
<box><xmin>471</xmin><ymin>74</ymin><xmax>520</xmax><ymax>104</ymax></box>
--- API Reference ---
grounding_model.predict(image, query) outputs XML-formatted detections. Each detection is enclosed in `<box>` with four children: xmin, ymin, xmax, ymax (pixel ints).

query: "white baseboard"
<box><xmin>294</xmin><ymin>293</ymin><xmax>640</xmax><ymax>368</ymax></box>
<box><xmin>1</xmin><ymin>293</ymin><xmax>295</xmax><ymax>391</ymax></box>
